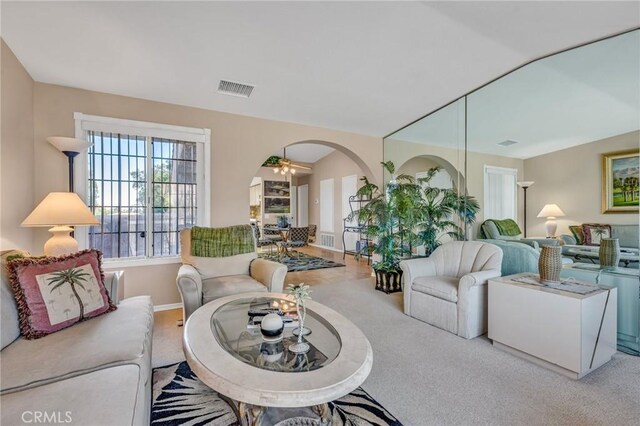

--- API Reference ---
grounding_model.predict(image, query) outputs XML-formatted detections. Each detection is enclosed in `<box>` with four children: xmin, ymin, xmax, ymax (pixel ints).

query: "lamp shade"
<box><xmin>517</xmin><ymin>181</ymin><xmax>535</xmax><ymax>189</ymax></box>
<box><xmin>536</xmin><ymin>204</ymin><xmax>565</xmax><ymax>218</ymax></box>
<box><xmin>22</xmin><ymin>192</ymin><xmax>99</xmax><ymax>227</ymax></box>
<box><xmin>47</xmin><ymin>137</ymin><xmax>92</xmax><ymax>154</ymax></box>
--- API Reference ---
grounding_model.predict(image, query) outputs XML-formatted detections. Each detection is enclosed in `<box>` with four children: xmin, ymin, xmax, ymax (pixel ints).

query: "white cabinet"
<box><xmin>488</xmin><ymin>274</ymin><xmax>617</xmax><ymax>379</ymax></box>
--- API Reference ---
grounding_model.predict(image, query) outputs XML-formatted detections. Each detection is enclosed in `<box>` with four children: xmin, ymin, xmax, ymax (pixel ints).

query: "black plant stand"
<box><xmin>374</xmin><ymin>269</ymin><xmax>403</xmax><ymax>294</ymax></box>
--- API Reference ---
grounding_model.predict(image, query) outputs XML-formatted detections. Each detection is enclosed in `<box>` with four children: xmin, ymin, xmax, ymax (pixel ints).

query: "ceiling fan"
<box><xmin>271</xmin><ymin>148</ymin><xmax>311</xmax><ymax>176</ymax></box>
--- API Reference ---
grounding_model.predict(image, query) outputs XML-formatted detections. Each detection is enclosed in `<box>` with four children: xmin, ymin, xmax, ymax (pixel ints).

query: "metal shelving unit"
<box><xmin>342</xmin><ymin>195</ymin><xmax>371</xmax><ymax>264</ymax></box>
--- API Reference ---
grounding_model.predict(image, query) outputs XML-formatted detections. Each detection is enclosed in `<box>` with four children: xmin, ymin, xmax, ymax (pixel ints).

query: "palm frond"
<box><xmin>381</xmin><ymin>161</ymin><xmax>395</xmax><ymax>175</ymax></box>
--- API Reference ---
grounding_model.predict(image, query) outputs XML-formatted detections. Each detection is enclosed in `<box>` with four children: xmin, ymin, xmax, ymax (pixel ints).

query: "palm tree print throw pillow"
<box><xmin>7</xmin><ymin>249</ymin><xmax>116</xmax><ymax>339</ymax></box>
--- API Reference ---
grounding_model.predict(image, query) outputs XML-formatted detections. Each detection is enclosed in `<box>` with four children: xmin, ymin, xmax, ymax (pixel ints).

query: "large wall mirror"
<box><xmin>384</xmin><ymin>29</ymin><xmax>639</xmax><ymax>241</ymax></box>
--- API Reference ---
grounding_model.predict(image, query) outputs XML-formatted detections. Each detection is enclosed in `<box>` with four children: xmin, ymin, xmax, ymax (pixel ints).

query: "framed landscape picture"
<box><xmin>264</xmin><ymin>197</ymin><xmax>291</xmax><ymax>214</ymax></box>
<box><xmin>602</xmin><ymin>149</ymin><xmax>639</xmax><ymax>213</ymax></box>
<box><xmin>264</xmin><ymin>180</ymin><xmax>290</xmax><ymax>197</ymax></box>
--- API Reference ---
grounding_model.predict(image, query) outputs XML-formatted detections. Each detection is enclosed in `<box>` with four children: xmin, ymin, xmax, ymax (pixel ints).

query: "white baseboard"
<box><xmin>154</xmin><ymin>303</ymin><xmax>182</xmax><ymax>312</ymax></box>
<box><xmin>309</xmin><ymin>243</ymin><xmax>343</xmax><ymax>254</ymax></box>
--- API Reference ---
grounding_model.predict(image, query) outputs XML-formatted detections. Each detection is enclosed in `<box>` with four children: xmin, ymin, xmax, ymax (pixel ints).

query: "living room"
<box><xmin>1</xmin><ymin>2</ymin><xmax>639</xmax><ymax>426</ymax></box>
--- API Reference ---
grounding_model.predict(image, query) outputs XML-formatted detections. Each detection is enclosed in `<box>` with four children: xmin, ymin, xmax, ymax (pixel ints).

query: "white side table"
<box><xmin>488</xmin><ymin>273</ymin><xmax>617</xmax><ymax>379</ymax></box>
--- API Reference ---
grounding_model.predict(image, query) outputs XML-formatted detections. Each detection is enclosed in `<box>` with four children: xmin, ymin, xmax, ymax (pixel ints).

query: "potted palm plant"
<box><xmin>416</xmin><ymin>167</ymin><xmax>480</xmax><ymax>256</ymax></box>
<box><xmin>349</xmin><ymin>161</ymin><xmax>423</xmax><ymax>293</ymax></box>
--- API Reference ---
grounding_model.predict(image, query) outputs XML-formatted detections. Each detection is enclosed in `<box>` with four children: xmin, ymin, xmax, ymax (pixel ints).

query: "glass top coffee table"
<box><xmin>183</xmin><ymin>292</ymin><xmax>373</xmax><ymax>425</ymax></box>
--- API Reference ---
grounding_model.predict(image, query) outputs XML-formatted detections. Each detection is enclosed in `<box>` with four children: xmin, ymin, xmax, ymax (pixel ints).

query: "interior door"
<box><xmin>297</xmin><ymin>184</ymin><xmax>308</xmax><ymax>227</ymax></box>
<box><xmin>290</xmin><ymin>185</ymin><xmax>297</xmax><ymax>226</ymax></box>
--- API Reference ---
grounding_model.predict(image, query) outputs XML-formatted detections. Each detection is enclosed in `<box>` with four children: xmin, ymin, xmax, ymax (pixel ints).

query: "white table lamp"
<box><xmin>22</xmin><ymin>192</ymin><xmax>99</xmax><ymax>256</ymax></box>
<box><xmin>536</xmin><ymin>203</ymin><xmax>565</xmax><ymax>238</ymax></box>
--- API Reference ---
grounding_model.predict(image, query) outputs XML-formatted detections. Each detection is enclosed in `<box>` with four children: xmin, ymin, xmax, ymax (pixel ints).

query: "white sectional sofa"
<box><xmin>0</xmin><ymin>260</ymin><xmax>154</xmax><ymax>425</ymax></box>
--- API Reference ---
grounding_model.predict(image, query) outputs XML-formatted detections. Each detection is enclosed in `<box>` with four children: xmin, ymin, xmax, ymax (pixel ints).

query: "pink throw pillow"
<box><xmin>7</xmin><ymin>249</ymin><xmax>116</xmax><ymax>339</ymax></box>
<box><xmin>582</xmin><ymin>224</ymin><xmax>612</xmax><ymax>246</ymax></box>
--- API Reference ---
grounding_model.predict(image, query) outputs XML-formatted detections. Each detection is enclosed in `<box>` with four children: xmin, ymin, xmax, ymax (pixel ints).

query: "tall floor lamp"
<box><xmin>47</xmin><ymin>137</ymin><xmax>93</xmax><ymax>192</ymax></box>
<box><xmin>517</xmin><ymin>181</ymin><xmax>534</xmax><ymax>238</ymax></box>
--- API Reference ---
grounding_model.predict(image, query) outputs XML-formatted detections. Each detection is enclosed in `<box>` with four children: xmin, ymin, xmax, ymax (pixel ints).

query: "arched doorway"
<box><xmin>397</xmin><ymin>154</ymin><xmax>466</xmax><ymax>192</ymax></box>
<box><xmin>249</xmin><ymin>140</ymin><xmax>373</xmax><ymax>257</ymax></box>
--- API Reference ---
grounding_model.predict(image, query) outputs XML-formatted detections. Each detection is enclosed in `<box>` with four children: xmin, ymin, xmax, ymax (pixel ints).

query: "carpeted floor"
<box><xmin>152</xmin><ymin>361</ymin><xmax>402</xmax><ymax>425</ymax></box>
<box><xmin>153</xmin><ymin>277</ymin><xmax>640</xmax><ymax>425</ymax></box>
<box><xmin>259</xmin><ymin>250</ymin><xmax>345</xmax><ymax>272</ymax></box>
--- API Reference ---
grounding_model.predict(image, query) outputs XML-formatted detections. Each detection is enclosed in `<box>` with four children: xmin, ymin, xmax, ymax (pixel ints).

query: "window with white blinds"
<box><xmin>483</xmin><ymin>165</ymin><xmax>517</xmax><ymax>220</ymax></box>
<box><xmin>75</xmin><ymin>114</ymin><xmax>210</xmax><ymax>263</ymax></box>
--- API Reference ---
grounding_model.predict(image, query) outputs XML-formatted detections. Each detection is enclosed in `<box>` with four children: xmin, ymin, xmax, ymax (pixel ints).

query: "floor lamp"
<box><xmin>517</xmin><ymin>181</ymin><xmax>534</xmax><ymax>238</ymax></box>
<box><xmin>47</xmin><ymin>137</ymin><xmax>93</xmax><ymax>192</ymax></box>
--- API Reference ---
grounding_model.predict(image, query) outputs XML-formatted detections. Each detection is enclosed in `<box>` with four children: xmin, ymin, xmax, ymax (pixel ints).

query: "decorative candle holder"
<box><xmin>599</xmin><ymin>238</ymin><xmax>620</xmax><ymax>268</ymax></box>
<box><xmin>539</xmin><ymin>245</ymin><xmax>562</xmax><ymax>284</ymax></box>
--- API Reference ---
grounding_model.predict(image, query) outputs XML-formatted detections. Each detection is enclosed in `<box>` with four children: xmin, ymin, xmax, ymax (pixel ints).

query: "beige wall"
<box><xmin>1</xmin><ymin>40</ymin><xmax>35</xmax><ymax>252</ymax></box>
<box><xmin>524</xmin><ymin>131</ymin><xmax>640</xmax><ymax>237</ymax></box>
<box><xmin>29</xmin><ymin>83</ymin><xmax>382</xmax><ymax>305</ymax></box>
<box><xmin>302</xmin><ymin>150</ymin><xmax>363</xmax><ymax>251</ymax></box>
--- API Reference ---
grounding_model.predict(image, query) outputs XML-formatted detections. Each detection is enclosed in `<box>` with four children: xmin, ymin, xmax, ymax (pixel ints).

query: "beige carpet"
<box><xmin>152</xmin><ymin>278</ymin><xmax>640</xmax><ymax>425</ymax></box>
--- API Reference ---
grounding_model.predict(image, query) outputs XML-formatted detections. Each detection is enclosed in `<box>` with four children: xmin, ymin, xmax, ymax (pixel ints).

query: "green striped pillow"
<box><xmin>568</xmin><ymin>225</ymin><xmax>584</xmax><ymax>245</ymax></box>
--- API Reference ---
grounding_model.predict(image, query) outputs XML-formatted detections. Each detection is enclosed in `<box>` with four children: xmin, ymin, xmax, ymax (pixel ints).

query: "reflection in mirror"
<box><xmin>384</xmin><ymin>98</ymin><xmax>467</xmax><ymax>253</ymax></box>
<box><xmin>384</xmin><ymin>29</ymin><xmax>639</xmax><ymax>251</ymax></box>
<box><xmin>467</xmin><ymin>29</ymin><xmax>639</xmax><ymax>239</ymax></box>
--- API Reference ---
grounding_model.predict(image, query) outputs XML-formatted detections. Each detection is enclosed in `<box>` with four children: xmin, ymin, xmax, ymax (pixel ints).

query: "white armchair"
<box><xmin>176</xmin><ymin>228</ymin><xmax>287</xmax><ymax>323</ymax></box>
<box><xmin>400</xmin><ymin>241</ymin><xmax>502</xmax><ymax>339</ymax></box>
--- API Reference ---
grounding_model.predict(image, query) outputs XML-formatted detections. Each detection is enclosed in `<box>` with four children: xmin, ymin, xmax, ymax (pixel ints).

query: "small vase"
<box><xmin>599</xmin><ymin>238</ymin><xmax>620</xmax><ymax>268</ymax></box>
<box><xmin>539</xmin><ymin>245</ymin><xmax>562</xmax><ymax>284</ymax></box>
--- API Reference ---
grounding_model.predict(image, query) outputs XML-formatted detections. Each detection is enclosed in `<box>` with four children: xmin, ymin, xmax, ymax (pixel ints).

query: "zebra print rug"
<box><xmin>152</xmin><ymin>361</ymin><xmax>402</xmax><ymax>426</ymax></box>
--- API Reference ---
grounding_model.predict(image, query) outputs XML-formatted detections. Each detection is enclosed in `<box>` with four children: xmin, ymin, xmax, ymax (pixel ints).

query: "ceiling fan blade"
<box><xmin>291</xmin><ymin>163</ymin><xmax>312</xmax><ymax>170</ymax></box>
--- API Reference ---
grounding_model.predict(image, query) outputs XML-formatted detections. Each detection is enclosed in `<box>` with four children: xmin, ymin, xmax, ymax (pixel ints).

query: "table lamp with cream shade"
<box><xmin>536</xmin><ymin>203</ymin><xmax>566</xmax><ymax>238</ymax></box>
<box><xmin>22</xmin><ymin>192</ymin><xmax>99</xmax><ymax>256</ymax></box>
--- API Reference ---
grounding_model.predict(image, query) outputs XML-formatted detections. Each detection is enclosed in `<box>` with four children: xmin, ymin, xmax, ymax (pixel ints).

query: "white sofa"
<box><xmin>0</xmin><ymin>255</ymin><xmax>153</xmax><ymax>426</ymax></box>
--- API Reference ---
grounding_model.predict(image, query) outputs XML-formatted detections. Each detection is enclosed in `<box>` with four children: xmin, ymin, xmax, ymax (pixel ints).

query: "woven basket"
<box><xmin>599</xmin><ymin>238</ymin><xmax>620</xmax><ymax>268</ymax></box>
<box><xmin>539</xmin><ymin>245</ymin><xmax>562</xmax><ymax>283</ymax></box>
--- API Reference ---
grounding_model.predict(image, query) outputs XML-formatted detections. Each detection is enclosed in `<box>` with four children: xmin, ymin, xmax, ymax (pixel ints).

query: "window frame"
<box><xmin>74</xmin><ymin>113</ymin><xmax>211</xmax><ymax>267</ymax></box>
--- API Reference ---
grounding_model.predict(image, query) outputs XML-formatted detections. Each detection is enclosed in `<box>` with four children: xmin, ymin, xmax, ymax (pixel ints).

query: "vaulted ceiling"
<box><xmin>2</xmin><ymin>1</ymin><xmax>638</xmax><ymax>137</ymax></box>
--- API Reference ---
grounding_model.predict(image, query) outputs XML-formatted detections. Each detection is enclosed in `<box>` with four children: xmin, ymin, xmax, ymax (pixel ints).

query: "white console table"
<box><xmin>488</xmin><ymin>274</ymin><xmax>617</xmax><ymax>379</ymax></box>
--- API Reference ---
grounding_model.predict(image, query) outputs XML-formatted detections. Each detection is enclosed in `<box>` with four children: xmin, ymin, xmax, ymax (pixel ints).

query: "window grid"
<box><xmin>87</xmin><ymin>131</ymin><xmax>198</xmax><ymax>259</ymax></box>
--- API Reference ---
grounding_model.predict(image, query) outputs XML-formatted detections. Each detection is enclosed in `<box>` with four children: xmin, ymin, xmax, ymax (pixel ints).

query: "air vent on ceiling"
<box><xmin>217</xmin><ymin>80</ymin><xmax>254</xmax><ymax>98</ymax></box>
<box><xmin>497</xmin><ymin>140</ymin><xmax>518</xmax><ymax>147</ymax></box>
